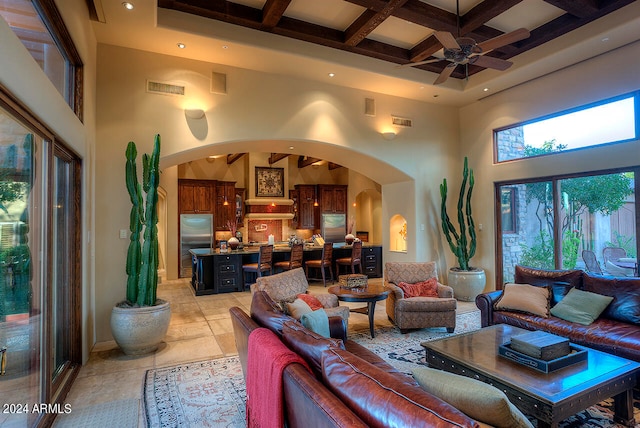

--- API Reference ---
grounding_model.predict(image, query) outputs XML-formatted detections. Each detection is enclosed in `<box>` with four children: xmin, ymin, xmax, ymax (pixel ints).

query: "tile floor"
<box><xmin>62</xmin><ymin>276</ymin><xmax>477</xmax><ymax>427</ymax></box>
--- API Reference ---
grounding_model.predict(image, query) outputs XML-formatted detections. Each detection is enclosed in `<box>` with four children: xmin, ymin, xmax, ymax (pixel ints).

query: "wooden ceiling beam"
<box><xmin>269</xmin><ymin>153</ymin><xmax>290</xmax><ymax>164</ymax></box>
<box><xmin>543</xmin><ymin>0</ymin><xmax>599</xmax><ymax>18</ymax></box>
<box><xmin>226</xmin><ymin>153</ymin><xmax>246</xmax><ymax>164</ymax></box>
<box><xmin>328</xmin><ymin>163</ymin><xmax>342</xmax><ymax>170</ymax></box>
<box><xmin>460</xmin><ymin>0</ymin><xmax>524</xmax><ymax>35</ymax></box>
<box><xmin>298</xmin><ymin>156</ymin><xmax>321</xmax><ymax>168</ymax></box>
<box><xmin>261</xmin><ymin>0</ymin><xmax>291</xmax><ymax>29</ymax></box>
<box><xmin>344</xmin><ymin>0</ymin><xmax>408</xmax><ymax>47</ymax></box>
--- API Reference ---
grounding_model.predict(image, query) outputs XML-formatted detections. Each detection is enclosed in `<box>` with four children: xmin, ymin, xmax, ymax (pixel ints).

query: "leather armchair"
<box><xmin>385</xmin><ymin>262</ymin><xmax>457</xmax><ymax>333</ymax></box>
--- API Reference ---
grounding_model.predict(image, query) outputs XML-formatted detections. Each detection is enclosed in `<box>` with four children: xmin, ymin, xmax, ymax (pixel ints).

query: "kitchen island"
<box><xmin>189</xmin><ymin>243</ymin><xmax>382</xmax><ymax>295</ymax></box>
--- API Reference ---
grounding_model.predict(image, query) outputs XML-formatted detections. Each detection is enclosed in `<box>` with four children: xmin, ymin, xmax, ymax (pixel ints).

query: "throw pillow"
<box><xmin>397</xmin><ymin>278</ymin><xmax>439</xmax><ymax>298</ymax></box>
<box><xmin>494</xmin><ymin>283</ymin><xmax>550</xmax><ymax>318</ymax></box>
<box><xmin>412</xmin><ymin>367</ymin><xmax>533</xmax><ymax>428</ymax></box>
<box><xmin>286</xmin><ymin>298</ymin><xmax>313</xmax><ymax>320</ymax></box>
<box><xmin>321</xmin><ymin>348</ymin><xmax>478</xmax><ymax>428</ymax></box>
<box><xmin>297</xmin><ymin>293</ymin><xmax>324</xmax><ymax>310</ymax></box>
<box><xmin>583</xmin><ymin>273</ymin><xmax>640</xmax><ymax>324</ymax></box>
<box><xmin>300</xmin><ymin>309</ymin><xmax>330</xmax><ymax>337</ymax></box>
<box><xmin>550</xmin><ymin>288</ymin><xmax>614</xmax><ymax>325</ymax></box>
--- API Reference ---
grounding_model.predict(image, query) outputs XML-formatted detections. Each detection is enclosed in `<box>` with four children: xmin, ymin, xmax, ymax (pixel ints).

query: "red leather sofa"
<box><xmin>476</xmin><ymin>265</ymin><xmax>640</xmax><ymax>363</ymax></box>
<box><xmin>231</xmin><ymin>290</ymin><xmax>482</xmax><ymax>428</ymax></box>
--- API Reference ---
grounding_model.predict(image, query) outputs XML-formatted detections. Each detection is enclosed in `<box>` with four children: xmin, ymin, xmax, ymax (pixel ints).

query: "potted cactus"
<box><xmin>110</xmin><ymin>134</ymin><xmax>170</xmax><ymax>355</ymax></box>
<box><xmin>440</xmin><ymin>157</ymin><xmax>485</xmax><ymax>301</ymax></box>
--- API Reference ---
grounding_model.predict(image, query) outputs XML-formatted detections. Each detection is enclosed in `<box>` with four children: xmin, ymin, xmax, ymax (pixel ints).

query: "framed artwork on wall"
<box><xmin>255</xmin><ymin>167</ymin><xmax>284</xmax><ymax>197</ymax></box>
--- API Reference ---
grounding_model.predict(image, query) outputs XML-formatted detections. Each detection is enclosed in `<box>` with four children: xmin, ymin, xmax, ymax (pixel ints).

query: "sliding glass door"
<box><xmin>497</xmin><ymin>169</ymin><xmax>638</xmax><ymax>285</ymax></box>
<box><xmin>0</xmin><ymin>102</ymin><xmax>81</xmax><ymax>426</ymax></box>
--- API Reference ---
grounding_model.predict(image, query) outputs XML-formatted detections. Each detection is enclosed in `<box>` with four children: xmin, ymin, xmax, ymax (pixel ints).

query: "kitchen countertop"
<box><xmin>189</xmin><ymin>242</ymin><xmax>380</xmax><ymax>256</ymax></box>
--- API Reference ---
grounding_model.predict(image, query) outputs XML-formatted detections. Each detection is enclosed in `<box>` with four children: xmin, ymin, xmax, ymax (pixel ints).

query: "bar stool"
<box><xmin>242</xmin><ymin>244</ymin><xmax>273</xmax><ymax>288</ymax></box>
<box><xmin>274</xmin><ymin>243</ymin><xmax>304</xmax><ymax>273</ymax></box>
<box><xmin>335</xmin><ymin>240</ymin><xmax>362</xmax><ymax>277</ymax></box>
<box><xmin>305</xmin><ymin>242</ymin><xmax>334</xmax><ymax>286</ymax></box>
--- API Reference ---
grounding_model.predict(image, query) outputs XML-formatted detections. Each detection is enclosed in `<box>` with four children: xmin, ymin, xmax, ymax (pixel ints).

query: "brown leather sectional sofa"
<box><xmin>231</xmin><ymin>290</ymin><xmax>482</xmax><ymax>428</ymax></box>
<box><xmin>476</xmin><ymin>265</ymin><xmax>640</xmax><ymax>362</ymax></box>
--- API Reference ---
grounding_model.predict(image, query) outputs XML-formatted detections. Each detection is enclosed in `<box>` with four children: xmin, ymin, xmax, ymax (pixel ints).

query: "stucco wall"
<box><xmin>460</xmin><ymin>40</ymin><xmax>640</xmax><ymax>293</ymax></box>
<box><xmin>94</xmin><ymin>44</ymin><xmax>459</xmax><ymax>341</ymax></box>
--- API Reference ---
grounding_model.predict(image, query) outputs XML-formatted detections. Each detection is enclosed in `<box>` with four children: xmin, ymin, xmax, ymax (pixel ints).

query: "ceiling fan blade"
<box><xmin>434</xmin><ymin>31</ymin><xmax>460</xmax><ymax>50</ymax></box>
<box><xmin>396</xmin><ymin>58</ymin><xmax>443</xmax><ymax>68</ymax></box>
<box><xmin>477</xmin><ymin>28</ymin><xmax>530</xmax><ymax>52</ymax></box>
<box><xmin>471</xmin><ymin>55</ymin><xmax>513</xmax><ymax>71</ymax></box>
<box><xmin>433</xmin><ymin>64</ymin><xmax>456</xmax><ymax>85</ymax></box>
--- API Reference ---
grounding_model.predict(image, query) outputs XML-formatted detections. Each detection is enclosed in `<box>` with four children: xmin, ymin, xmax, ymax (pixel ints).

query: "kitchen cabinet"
<box><xmin>179</xmin><ymin>179</ymin><xmax>215</xmax><ymax>214</ymax></box>
<box><xmin>295</xmin><ymin>184</ymin><xmax>318</xmax><ymax>229</ymax></box>
<box><xmin>318</xmin><ymin>184</ymin><xmax>347</xmax><ymax>214</ymax></box>
<box><xmin>214</xmin><ymin>253</ymin><xmax>243</xmax><ymax>293</ymax></box>
<box><xmin>215</xmin><ymin>181</ymin><xmax>237</xmax><ymax>230</ymax></box>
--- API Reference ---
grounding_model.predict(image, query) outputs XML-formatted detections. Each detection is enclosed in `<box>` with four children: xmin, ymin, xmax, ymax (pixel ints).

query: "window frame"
<box><xmin>495</xmin><ymin>166</ymin><xmax>639</xmax><ymax>288</ymax></box>
<box><xmin>493</xmin><ymin>91</ymin><xmax>639</xmax><ymax>164</ymax></box>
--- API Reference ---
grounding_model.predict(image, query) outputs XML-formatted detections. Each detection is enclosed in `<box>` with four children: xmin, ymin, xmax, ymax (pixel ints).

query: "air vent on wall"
<box><xmin>146</xmin><ymin>80</ymin><xmax>185</xmax><ymax>96</ymax></box>
<box><xmin>391</xmin><ymin>115</ymin><xmax>412</xmax><ymax>127</ymax></box>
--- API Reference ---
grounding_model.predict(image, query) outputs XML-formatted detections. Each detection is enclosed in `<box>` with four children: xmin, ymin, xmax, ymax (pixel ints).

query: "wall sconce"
<box><xmin>185</xmin><ymin>109</ymin><xmax>205</xmax><ymax>119</ymax></box>
<box><xmin>382</xmin><ymin>131</ymin><xmax>396</xmax><ymax>140</ymax></box>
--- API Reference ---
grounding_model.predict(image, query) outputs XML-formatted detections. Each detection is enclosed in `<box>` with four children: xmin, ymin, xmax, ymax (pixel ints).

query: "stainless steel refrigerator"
<box><xmin>180</xmin><ymin>214</ymin><xmax>213</xmax><ymax>277</ymax></box>
<box><xmin>321</xmin><ymin>213</ymin><xmax>346</xmax><ymax>243</ymax></box>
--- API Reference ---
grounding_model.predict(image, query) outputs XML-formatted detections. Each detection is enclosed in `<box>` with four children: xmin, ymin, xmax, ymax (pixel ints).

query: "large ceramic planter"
<box><xmin>110</xmin><ymin>300</ymin><xmax>171</xmax><ymax>355</ymax></box>
<box><xmin>448</xmin><ymin>268</ymin><xmax>486</xmax><ymax>302</ymax></box>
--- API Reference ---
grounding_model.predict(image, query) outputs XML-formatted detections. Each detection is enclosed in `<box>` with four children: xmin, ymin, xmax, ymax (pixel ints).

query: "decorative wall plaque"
<box><xmin>255</xmin><ymin>167</ymin><xmax>284</xmax><ymax>197</ymax></box>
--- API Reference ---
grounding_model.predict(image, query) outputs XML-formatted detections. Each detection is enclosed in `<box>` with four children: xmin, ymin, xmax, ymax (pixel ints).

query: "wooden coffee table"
<box><xmin>328</xmin><ymin>284</ymin><xmax>390</xmax><ymax>338</ymax></box>
<box><xmin>421</xmin><ymin>324</ymin><xmax>640</xmax><ymax>428</ymax></box>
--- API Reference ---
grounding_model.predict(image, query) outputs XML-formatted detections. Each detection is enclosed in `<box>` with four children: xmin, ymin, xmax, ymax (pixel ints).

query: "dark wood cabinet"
<box><xmin>362</xmin><ymin>246</ymin><xmax>382</xmax><ymax>278</ymax></box>
<box><xmin>214</xmin><ymin>253</ymin><xmax>243</xmax><ymax>292</ymax></box>
<box><xmin>318</xmin><ymin>184</ymin><xmax>347</xmax><ymax>214</ymax></box>
<box><xmin>295</xmin><ymin>184</ymin><xmax>318</xmax><ymax>229</ymax></box>
<box><xmin>178</xmin><ymin>179</ymin><xmax>215</xmax><ymax>214</ymax></box>
<box><xmin>215</xmin><ymin>181</ymin><xmax>237</xmax><ymax>230</ymax></box>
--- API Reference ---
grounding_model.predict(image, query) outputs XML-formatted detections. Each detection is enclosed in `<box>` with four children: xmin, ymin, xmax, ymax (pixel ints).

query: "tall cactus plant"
<box><xmin>440</xmin><ymin>157</ymin><xmax>477</xmax><ymax>271</ymax></box>
<box><xmin>125</xmin><ymin>134</ymin><xmax>161</xmax><ymax>306</ymax></box>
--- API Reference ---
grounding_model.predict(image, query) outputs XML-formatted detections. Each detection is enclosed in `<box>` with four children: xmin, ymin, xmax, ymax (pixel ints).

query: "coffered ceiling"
<box><xmin>86</xmin><ymin>0</ymin><xmax>640</xmax><ymax>106</ymax></box>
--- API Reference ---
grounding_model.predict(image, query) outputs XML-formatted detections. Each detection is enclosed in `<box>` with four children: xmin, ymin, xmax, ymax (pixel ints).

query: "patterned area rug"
<box><xmin>143</xmin><ymin>356</ymin><xmax>246</xmax><ymax>427</ymax></box>
<box><xmin>143</xmin><ymin>312</ymin><xmax>639</xmax><ymax>427</ymax></box>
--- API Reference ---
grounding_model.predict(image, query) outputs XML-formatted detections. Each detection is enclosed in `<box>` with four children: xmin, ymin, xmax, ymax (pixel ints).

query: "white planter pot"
<box><xmin>345</xmin><ymin>233</ymin><xmax>355</xmax><ymax>245</ymax></box>
<box><xmin>447</xmin><ymin>268</ymin><xmax>486</xmax><ymax>302</ymax></box>
<box><xmin>110</xmin><ymin>300</ymin><xmax>171</xmax><ymax>355</ymax></box>
<box><xmin>228</xmin><ymin>236</ymin><xmax>240</xmax><ymax>250</ymax></box>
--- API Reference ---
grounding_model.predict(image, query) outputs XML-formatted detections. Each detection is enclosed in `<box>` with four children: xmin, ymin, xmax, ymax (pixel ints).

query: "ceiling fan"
<box><xmin>400</xmin><ymin>1</ymin><xmax>530</xmax><ymax>85</ymax></box>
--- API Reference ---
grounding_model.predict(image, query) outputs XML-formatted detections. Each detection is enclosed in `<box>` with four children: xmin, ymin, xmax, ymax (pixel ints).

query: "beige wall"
<box><xmin>0</xmin><ymin>0</ymin><xmax>98</xmax><ymax>361</ymax></box>
<box><xmin>460</xmin><ymin>39</ymin><xmax>640</xmax><ymax>294</ymax></box>
<box><xmin>94</xmin><ymin>44</ymin><xmax>459</xmax><ymax>341</ymax></box>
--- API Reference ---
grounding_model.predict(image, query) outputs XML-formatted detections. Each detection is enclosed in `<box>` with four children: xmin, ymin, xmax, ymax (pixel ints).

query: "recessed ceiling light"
<box><xmin>328</xmin><ymin>73</ymin><xmax>335</xmax><ymax>77</ymax></box>
<box><xmin>289</xmin><ymin>146</ymin><xmax>295</xmax><ymax>150</ymax></box>
<box><xmin>222</xmin><ymin>45</ymin><xmax>229</xmax><ymax>49</ymax></box>
<box><xmin>602</xmin><ymin>37</ymin><xmax>610</xmax><ymax>42</ymax></box>
<box><xmin>433</xmin><ymin>94</ymin><xmax>439</xmax><ymax>98</ymax></box>
<box><xmin>177</xmin><ymin>43</ymin><xmax>186</xmax><ymax>49</ymax></box>
<box><xmin>483</xmin><ymin>87</ymin><xmax>489</xmax><ymax>92</ymax></box>
<box><xmin>122</xmin><ymin>2</ymin><xmax>134</xmax><ymax>10</ymax></box>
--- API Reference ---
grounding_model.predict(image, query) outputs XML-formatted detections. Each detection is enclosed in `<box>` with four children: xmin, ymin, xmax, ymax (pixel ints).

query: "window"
<box><xmin>497</xmin><ymin>169</ymin><xmax>637</xmax><ymax>285</ymax></box>
<box><xmin>495</xmin><ymin>94</ymin><xmax>637</xmax><ymax>163</ymax></box>
<box><xmin>500</xmin><ymin>187</ymin><xmax>516</xmax><ymax>234</ymax></box>
<box><xmin>0</xmin><ymin>0</ymin><xmax>83</xmax><ymax>119</ymax></box>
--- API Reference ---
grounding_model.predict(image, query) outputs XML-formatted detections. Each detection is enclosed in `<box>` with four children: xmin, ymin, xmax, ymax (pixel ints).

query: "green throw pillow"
<box><xmin>300</xmin><ymin>309</ymin><xmax>330</xmax><ymax>338</ymax></box>
<box><xmin>550</xmin><ymin>288</ymin><xmax>613</xmax><ymax>325</ymax></box>
<box><xmin>412</xmin><ymin>367</ymin><xmax>533</xmax><ymax>428</ymax></box>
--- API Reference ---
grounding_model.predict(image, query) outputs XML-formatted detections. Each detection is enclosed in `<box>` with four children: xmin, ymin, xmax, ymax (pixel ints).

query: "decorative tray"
<box><xmin>338</xmin><ymin>274</ymin><xmax>368</xmax><ymax>289</ymax></box>
<box><xmin>498</xmin><ymin>342</ymin><xmax>588</xmax><ymax>373</ymax></box>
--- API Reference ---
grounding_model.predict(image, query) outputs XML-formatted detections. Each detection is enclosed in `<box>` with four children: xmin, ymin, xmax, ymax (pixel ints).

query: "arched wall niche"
<box><xmin>390</xmin><ymin>214</ymin><xmax>407</xmax><ymax>253</ymax></box>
